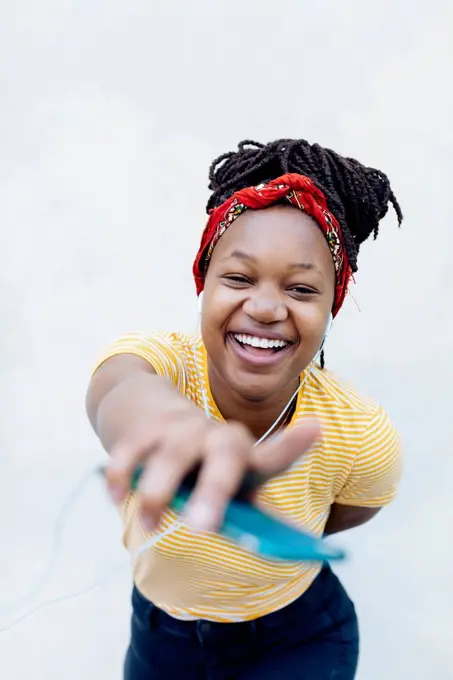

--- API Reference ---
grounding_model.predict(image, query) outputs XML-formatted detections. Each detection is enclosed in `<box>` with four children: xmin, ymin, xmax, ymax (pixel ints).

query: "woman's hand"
<box><xmin>91</xmin><ymin>360</ymin><xmax>320</xmax><ymax>533</ymax></box>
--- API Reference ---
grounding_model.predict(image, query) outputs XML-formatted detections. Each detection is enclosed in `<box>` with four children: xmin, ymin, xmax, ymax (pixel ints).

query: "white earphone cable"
<box><xmin>0</xmin><ymin>558</ymin><xmax>126</xmax><ymax>634</ymax></box>
<box><xmin>0</xmin><ymin>464</ymin><xmax>129</xmax><ymax>634</ymax></box>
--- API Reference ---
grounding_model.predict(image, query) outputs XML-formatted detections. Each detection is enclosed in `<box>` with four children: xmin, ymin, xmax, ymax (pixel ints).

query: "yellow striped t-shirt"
<box><xmin>94</xmin><ymin>331</ymin><xmax>402</xmax><ymax>622</ymax></box>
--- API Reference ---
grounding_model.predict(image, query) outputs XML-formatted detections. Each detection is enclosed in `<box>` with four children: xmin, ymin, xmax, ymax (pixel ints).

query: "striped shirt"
<box><xmin>94</xmin><ymin>331</ymin><xmax>402</xmax><ymax>622</ymax></box>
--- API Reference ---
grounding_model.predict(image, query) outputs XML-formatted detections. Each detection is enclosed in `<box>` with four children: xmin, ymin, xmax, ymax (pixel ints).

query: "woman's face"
<box><xmin>201</xmin><ymin>205</ymin><xmax>336</xmax><ymax>402</ymax></box>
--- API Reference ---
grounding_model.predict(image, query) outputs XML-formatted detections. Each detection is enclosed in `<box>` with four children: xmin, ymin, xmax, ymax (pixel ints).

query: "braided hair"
<box><xmin>206</xmin><ymin>139</ymin><xmax>403</xmax><ymax>368</ymax></box>
<box><xmin>207</xmin><ymin>138</ymin><xmax>403</xmax><ymax>274</ymax></box>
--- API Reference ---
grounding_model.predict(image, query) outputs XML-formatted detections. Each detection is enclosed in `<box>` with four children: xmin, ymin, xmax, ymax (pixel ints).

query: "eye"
<box><xmin>287</xmin><ymin>285</ymin><xmax>318</xmax><ymax>298</ymax></box>
<box><xmin>222</xmin><ymin>274</ymin><xmax>251</xmax><ymax>286</ymax></box>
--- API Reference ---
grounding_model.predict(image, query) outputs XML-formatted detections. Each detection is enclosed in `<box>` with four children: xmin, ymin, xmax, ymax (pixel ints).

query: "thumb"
<box><xmin>250</xmin><ymin>418</ymin><xmax>321</xmax><ymax>478</ymax></box>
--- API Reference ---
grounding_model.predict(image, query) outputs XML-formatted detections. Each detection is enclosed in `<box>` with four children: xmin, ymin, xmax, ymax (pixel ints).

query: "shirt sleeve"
<box><xmin>335</xmin><ymin>406</ymin><xmax>403</xmax><ymax>508</ymax></box>
<box><xmin>91</xmin><ymin>331</ymin><xmax>188</xmax><ymax>395</ymax></box>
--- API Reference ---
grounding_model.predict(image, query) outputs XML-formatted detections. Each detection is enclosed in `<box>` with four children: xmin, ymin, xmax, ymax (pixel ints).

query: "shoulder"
<box><xmin>306</xmin><ymin>366</ymin><xmax>379</xmax><ymax>417</ymax></box>
<box><xmin>301</xmin><ymin>366</ymin><xmax>401</xmax><ymax>454</ymax></box>
<box><xmin>139</xmin><ymin>331</ymin><xmax>198</xmax><ymax>356</ymax></box>
<box><xmin>92</xmin><ymin>331</ymin><xmax>201</xmax><ymax>392</ymax></box>
<box><xmin>98</xmin><ymin>330</ymin><xmax>198</xmax><ymax>360</ymax></box>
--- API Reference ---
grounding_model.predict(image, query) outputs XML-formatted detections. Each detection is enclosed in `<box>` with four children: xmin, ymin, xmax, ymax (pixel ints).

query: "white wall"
<box><xmin>0</xmin><ymin>1</ymin><xmax>452</xmax><ymax>677</ymax></box>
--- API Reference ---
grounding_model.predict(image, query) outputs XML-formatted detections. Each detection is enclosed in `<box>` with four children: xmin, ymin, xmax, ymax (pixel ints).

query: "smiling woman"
<box><xmin>86</xmin><ymin>138</ymin><xmax>403</xmax><ymax>679</ymax></box>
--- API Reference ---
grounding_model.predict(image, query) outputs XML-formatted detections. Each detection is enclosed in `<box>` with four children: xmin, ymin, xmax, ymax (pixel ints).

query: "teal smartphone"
<box><xmin>109</xmin><ymin>465</ymin><xmax>345</xmax><ymax>563</ymax></box>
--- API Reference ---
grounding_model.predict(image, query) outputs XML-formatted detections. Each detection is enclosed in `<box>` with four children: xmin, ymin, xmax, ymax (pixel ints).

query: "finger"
<box><xmin>138</xmin><ymin>438</ymin><xmax>201</xmax><ymax>531</ymax></box>
<box><xmin>106</xmin><ymin>430</ymin><xmax>160</xmax><ymax>503</ymax></box>
<box><xmin>183</xmin><ymin>424</ymin><xmax>251</xmax><ymax>533</ymax></box>
<box><xmin>251</xmin><ymin>417</ymin><xmax>321</xmax><ymax>477</ymax></box>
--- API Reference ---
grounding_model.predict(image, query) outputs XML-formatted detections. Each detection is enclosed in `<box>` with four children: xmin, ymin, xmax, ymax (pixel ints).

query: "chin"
<box><xmin>228</xmin><ymin>374</ymin><xmax>285</xmax><ymax>402</ymax></box>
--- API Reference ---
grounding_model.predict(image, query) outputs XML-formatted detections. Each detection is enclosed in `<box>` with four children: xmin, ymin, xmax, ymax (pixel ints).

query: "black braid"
<box><xmin>206</xmin><ymin>138</ymin><xmax>403</xmax><ymax>274</ymax></box>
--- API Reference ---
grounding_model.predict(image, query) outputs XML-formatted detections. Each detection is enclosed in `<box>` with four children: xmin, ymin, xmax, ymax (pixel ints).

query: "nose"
<box><xmin>242</xmin><ymin>290</ymin><xmax>288</xmax><ymax>324</ymax></box>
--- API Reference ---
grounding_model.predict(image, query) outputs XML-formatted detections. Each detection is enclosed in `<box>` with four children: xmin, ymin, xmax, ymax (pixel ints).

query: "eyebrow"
<box><xmin>224</xmin><ymin>249</ymin><xmax>318</xmax><ymax>271</ymax></box>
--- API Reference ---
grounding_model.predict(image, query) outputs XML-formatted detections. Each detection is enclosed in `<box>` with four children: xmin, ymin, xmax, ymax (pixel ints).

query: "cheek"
<box><xmin>200</xmin><ymin>295</ymin><xmax>229</xmax><ymax>345</ymax></box>
<box><xmin>293</xmin><ymin>304</ymin><xmax>329</xmax><ymax>347</ymax></box>
<box><xmin>201</xmin><ymin>280</ymin><xmax>238</xmax><ymax>330</ymax></box>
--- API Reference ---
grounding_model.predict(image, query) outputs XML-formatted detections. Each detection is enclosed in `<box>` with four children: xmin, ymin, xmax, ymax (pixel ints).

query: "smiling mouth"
<box><xmin>227</xmin><ymin>332</ymin><xmax>293</xmax><ymax>354</ymax></box>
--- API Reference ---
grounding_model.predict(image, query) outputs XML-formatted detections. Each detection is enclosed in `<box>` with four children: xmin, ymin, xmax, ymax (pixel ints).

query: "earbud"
<box><xmin>197</xmin><ymin>291</ymin><xmax>204</xmax><ymax>315</ymax></box>
<box><xmin>317</xmin><ymin>312</ymin><xmax>333</xmax><ymax>358</ymax></box>
<box><xmin>324</xmin><ymin>312</ymin><xmax>333</xmax><ymax>338</ymax></box>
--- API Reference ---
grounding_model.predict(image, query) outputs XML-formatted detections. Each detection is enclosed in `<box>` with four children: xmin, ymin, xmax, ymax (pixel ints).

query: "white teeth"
<box><xmin>232</xmin><ymin>334</ymin><xmax>289</xmax><ymax>349</ymax></box>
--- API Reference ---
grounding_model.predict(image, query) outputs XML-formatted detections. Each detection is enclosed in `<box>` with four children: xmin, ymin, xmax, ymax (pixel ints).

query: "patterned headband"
<box><xmin>192</xmin><ymin>173</ymin><xmax>352</xmax><ymax>317</ymax></box>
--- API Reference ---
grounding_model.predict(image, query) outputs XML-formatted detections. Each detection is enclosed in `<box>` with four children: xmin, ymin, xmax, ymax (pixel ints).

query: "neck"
<box><xmin>207</xmin><ymin>362</ymin><xmax>300</xmax><ymax>441</ymax></box>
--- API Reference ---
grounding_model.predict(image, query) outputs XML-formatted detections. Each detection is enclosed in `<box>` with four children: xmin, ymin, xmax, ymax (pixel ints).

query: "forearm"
<box><xmin>86</xmin><ymin>355</ymin><xmax>194</xmax><ymax>452</ymax></box>
<box><xmin>323</xmin><ymin>502</ymin><xmax>380</xmax><ymax>536</ymax></box>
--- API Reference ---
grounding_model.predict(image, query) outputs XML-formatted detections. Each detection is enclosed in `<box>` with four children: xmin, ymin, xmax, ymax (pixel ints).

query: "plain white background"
<box><xmin>0</xmin><ymin>1</ymin><xmax>452</xmax><ymax>678</ymax></box>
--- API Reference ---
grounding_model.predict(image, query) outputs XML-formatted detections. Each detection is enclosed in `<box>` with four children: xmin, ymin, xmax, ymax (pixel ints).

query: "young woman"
<box><xmin>86</xmin><ymin>138</ymin><xmax>403</xmax><ymax>679</ymax></box>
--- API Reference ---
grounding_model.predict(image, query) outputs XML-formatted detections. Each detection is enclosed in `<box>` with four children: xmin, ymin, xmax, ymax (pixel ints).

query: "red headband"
<box><xmin>193</xmin><ymin>173</ymin><xmax>352</xmax><ymax>317</ymax></box>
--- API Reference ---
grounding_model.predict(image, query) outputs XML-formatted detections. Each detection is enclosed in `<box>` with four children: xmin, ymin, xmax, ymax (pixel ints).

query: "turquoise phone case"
<box><xmin>128</xmin><ymin>466</ymin><xmax>345</xmax><ymax>563</ymax></box>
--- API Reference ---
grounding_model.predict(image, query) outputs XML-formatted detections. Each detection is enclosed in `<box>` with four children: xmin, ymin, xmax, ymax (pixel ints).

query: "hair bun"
<box><xmin>206</xmin><ymin>138</ymin><xmax>403</xmax><ymax>273</ymax></box>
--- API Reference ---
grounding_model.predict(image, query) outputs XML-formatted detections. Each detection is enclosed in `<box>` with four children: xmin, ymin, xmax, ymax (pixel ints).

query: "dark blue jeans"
<box><xmin>124</xmin><ymin>565</ymin><xmax>359</xmax><ymax>679</ymax></box>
